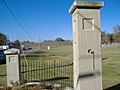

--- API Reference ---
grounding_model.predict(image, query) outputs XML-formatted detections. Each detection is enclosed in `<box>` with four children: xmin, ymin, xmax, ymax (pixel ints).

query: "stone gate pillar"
<box><xmin>4</xmin><ymin>48</ymin><xmax>21</xmax><ymax>87</ymax></box>
<box><xmin>69</xmin><ymin>1</ymin><xmax>104</xmax><ymax>90</ymax></box>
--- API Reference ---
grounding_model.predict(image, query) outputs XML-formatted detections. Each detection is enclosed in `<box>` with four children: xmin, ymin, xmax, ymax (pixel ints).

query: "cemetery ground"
<box><xmin>0</xmin><ymin>42</ymin><xmax>120</xmax><ymax>89</ymax></box>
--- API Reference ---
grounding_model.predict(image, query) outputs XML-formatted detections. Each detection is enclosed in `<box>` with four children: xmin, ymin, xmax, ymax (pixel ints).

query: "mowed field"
<box><xmin>0</xmin><ymin>42</ymin><xmax>120</xmax><ymax>89</ymax></box>
<box><xmin>102</xmin><ymin>47</ymin><xmax>120</xmax><ymax>89</ymax></box>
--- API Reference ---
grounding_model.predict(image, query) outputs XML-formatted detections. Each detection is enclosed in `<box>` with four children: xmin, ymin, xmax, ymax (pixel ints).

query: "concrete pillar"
<box><xmin>69</xmin><ymin>1</ymin><xmax>103</xmax><ymax>90</ymax></box>
<box><xmin>4</xmin><ymin>48</ymin><xmax>21</xmax><ymax>87</ymax></box>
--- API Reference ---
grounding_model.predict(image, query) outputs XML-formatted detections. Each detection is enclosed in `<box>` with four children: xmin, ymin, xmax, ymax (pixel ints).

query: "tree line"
<box><xmin>0</xmin><ymin>25</ymin><xmax>120</xmax><ymax>45</ymax></box>
<box><xmin>101</xmin><ymin>25</ymin><xmax>120</xmax><ymax>44</ymax></box>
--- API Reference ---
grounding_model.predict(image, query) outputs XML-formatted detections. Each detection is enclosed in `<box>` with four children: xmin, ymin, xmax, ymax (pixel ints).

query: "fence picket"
<box><xmin>21</xmin><ymin>61</ymin><xmax>73</xmax><ymax>87</ymax></box>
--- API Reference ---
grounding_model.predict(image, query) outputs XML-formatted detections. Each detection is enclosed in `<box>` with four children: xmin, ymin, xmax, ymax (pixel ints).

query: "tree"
<box><xmin>113</xmin><ymin>25</ymin><xmax>120</xmax><ymax>42</ymax></box>
<box><xmin>54</xmin><ymin>38</ymin><xmax>65</xmax><ymax>42</ymax></box>
<box><xmin>108</xmin><ymin>33</ymin><xmax>114</xmax><ymax>44</ymax></box>
<box><xmin>0</xmin><ymin>32</ymin><xmax>8</xmax><ymax>45</ymax></box>
<box><xmin>113</xmin><ymin>25</ymin><xmax>120</xmax><ymax>33</ymax></box>
<box><xmin>14</xmin><ymin>40</ymin><xmax>21</xmax><ymax>49</ymax></box>
<box><xmin>101</xmin><ymin>31</ymin><xmax>109</xmax><ymax>44</ymax></box>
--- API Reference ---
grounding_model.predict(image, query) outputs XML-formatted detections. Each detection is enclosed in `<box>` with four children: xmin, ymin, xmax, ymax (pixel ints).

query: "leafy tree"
<box><xmin>0</xmin><ymin>32</ymin><xmax>8</xmax><ymax>45</ymax></box>
<box><xmin>108</xmin><ymin>33</ymin><xmax>114</xmax><ymax>44</ymax></box>
<box><xmin>54</xmin><ymin>38</ymin><xmax>65</xmax><ymax>42</ymax></box>
<box><xmin>101</xmin><ymin>31</ymin><xmax>109</xmax><ymax>44</ymax></box>
<box><xmin>14</xmin><ymin>40</ymin><xmax>21</xmax><ymax>49</ymax></box>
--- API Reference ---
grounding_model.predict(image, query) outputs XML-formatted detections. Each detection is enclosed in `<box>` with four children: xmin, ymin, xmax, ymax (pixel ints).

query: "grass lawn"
<box><xmin>0</xmin><ymin>64</ymin><xmax>6</xmax><ymax>85</ymax></box>
<box><xmin>20</xmin><ymin>45</ymin><xmax>73</xmax><ymax>87</ymax></box>
<box><xmin>102</xmin><ymin>47</ymin><xmax>120</xmax><ymax>89</ymax></box>
<box><xmin>0</xmin><ymin>42</ymin><xmax>120</xmax><ymax>89</ymax></box>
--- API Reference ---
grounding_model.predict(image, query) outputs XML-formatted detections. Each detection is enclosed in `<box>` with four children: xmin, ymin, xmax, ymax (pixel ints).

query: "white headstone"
<box><xmin>47</xmin><ymin>46</ymin><xmax>50</xmax><ymax>50</ymax></box>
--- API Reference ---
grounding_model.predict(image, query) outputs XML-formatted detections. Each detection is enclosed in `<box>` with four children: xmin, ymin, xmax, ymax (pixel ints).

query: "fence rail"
<box><xmin>20</xmin><ymin>60</ymin><xmax>73</xmax><ymax>87</ymax></box>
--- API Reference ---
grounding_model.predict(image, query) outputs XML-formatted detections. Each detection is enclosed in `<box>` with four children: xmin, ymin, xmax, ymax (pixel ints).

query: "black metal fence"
<box><xmin>20</xmin><ymin>60</ymin><xmax>73</xmax><ymax>87</ymax></box>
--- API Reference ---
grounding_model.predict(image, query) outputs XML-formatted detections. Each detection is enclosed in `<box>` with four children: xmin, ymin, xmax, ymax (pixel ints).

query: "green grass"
<box><xmin>20</xmin><ymin>45</ymin><xmax>73</xmax><ymax>87</ymax></box>
<box><xmin>21</xmin><ymin>45</ymin><xmax>73</xmax><ymax>63</ymax></box>
<box><xmin>0</xmin><ymin>64</ymin><xmax>6</xmax><ymax>85</ymax></box>
<box><xmin>102</xmin><ymin>47</ymin><xmax>120</xmax><ymax>89</ymax></box>
<box><xmin>0</xmin><ymin>42</ymin><xmax>120</xmax><ymax>89</ymax></box>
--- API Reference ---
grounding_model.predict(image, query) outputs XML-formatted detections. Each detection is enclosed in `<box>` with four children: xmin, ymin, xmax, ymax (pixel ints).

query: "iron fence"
<box><xmin>20</xmin><ymin>60</ymin><xmax>73</xmax><ymax>87</ymax></box>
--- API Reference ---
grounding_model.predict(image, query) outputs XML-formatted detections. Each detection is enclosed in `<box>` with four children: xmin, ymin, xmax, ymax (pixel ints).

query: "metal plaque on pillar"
<box><xmin>69</xmin><ymin>1</ymin><xmax>104</xmax><ymax>90</ymax></box>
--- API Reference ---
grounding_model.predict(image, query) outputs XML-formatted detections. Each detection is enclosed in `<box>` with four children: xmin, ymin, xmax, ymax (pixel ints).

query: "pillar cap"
<box><xmin>69</xmin><ymin>1</ymin><xmax>104</xmax><ymax>14</ymax></box>
<box><xmin>4</xmin><ymin>48</ymin><xmax>20</xmax><ymax>55</ymax></box>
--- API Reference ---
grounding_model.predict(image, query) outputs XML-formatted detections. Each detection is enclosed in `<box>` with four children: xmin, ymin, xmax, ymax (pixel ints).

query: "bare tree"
<box><xmin>113</xmin><ymin>25</ymin><xmax>120</xmax><ymax>42</ymax></box>
<box><xmin>113</xmin><ymin>25</ymin><xmax>120</xmax><ymax>32</ymax></box>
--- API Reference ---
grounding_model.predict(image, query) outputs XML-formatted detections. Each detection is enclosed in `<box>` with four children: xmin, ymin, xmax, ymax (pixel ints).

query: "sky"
<box><xmin>0</xmin><ymin>0</ymin><xmax>120</xmax><ymax>42</ymax></box>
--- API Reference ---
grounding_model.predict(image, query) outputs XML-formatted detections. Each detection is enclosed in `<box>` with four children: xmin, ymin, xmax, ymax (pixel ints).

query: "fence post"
<box><xmin>53</xmin><ymin>60</ymin><xmax>56</xmax><ymax>83</ymax></box>
<box><xmin>4</xmin><ymin>48</ymin><xmax>21</xmax><ymax>87</ymax></box>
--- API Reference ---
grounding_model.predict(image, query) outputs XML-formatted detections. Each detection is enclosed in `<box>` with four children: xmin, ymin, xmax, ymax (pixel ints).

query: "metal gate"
<box><xmin>20</xmin><ymin>60</ymin><xmax>73</xmax><ymax>87</ymax></box>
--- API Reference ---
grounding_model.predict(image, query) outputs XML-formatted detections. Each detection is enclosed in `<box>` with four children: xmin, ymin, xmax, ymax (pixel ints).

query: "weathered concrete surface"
<box><xmin>69</xmin><ymin>1</ymin><xmax>104</xmax><ymax>13</ymax></box>
<box><xmin>4</xmin><ymin>48</ymin><xmax>21</xmax><ymax>87</ymax></box>
<box><xmin>69</xmin><ymin>1</ymin><xmax>103</xmax><ymax>90</ymax></box>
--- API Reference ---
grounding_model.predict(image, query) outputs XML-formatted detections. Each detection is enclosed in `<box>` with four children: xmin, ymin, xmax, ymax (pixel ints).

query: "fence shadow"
<box><xmin>44</xmin><ymin>77</ymin><xmax>70</xmax><ymax>81</ymax></box>
<box><xmin>26</xmin><ymin>54</ymin><xmax>40</xmax><ymax>57</ymax></box>
<box><xmin>104</xmin><ymin>84</ymin><xmax>120</xmax><ymax>90</ymax></box>
<box><xmin>32</xmin><ymin>51</ymin><xmax>45</xmax><ymax>54</ymax></box>
<box><xmin>22</xmin><ymin>76</ymin><xmax>70</xmax><ymax>83</ymax></box>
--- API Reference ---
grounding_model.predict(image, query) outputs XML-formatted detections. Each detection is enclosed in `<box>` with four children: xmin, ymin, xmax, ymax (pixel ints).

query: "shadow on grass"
<box><xmin>21</xmin><ymin>51</ymin><xmax>56</xmax><ymax>58</ymax></box>
<box><xmin>0</xmin><ymin>74</ymin><xmax>6</xmax><ymax>77</ymax></box>
<box><xmin>102</xmin><ymin>57</ymin><xmax>108</xmax><ymax>60</ymax></box>
<box><xmin>26</xmin><ymin>54</ymin><xmax>40</xmax><ymax>57</ymax></box>
<box><xmin>23</xmin><ymin>76</ymin><xmax>69</xmax><ymax>83</ymax></box>
<box><xmin>104</xmin><ymin>84</ymin><xmax>120</xmax><ymax>90</ymax></box>
<box><xmin>32</xmin><ymin>51</ymin><xmax>45</xmax><ymax>54</ymax></box>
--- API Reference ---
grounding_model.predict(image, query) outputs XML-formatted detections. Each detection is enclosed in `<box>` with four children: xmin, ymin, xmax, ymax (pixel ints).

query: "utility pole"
<box><xmin>38</xmin><ymin>34</ymin><xmax>41</xmax><ymax>49</ymax></box>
